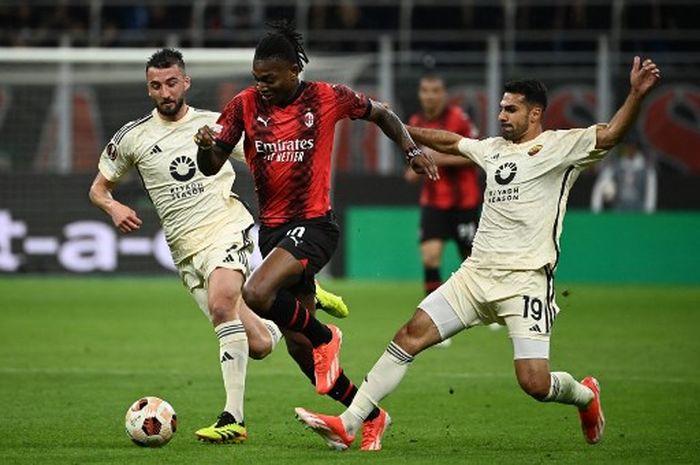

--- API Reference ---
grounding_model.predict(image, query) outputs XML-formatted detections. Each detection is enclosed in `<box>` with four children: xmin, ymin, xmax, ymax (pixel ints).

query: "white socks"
<box><xmin>215</xmin><ymin>320</ymin><xmax>249</xmax><ymax>423</ymax></box>
<box><xmin>544</xmin><ymin>371</ymin><xmax>594</xmax><ymax>408</ymax></box>
<box><xmin>261</xmin><ymin>318</ymin><xmax>283</xmax><ymax>352</ymax></box>
<box><xmin>341</xmin><ymin>341</ymin><xmax>414</xmax><ymax>435</ymax></box>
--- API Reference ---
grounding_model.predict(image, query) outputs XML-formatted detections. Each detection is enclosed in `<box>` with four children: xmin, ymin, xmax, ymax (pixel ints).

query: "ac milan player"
<box><xmin>406</xmin><ymin>74</ymin><xmax>482</xmax><ymax>298</ymax></box>
<box><xmin>194</xmin><ymin>20</ymin><xmax>437</xmax><ymax>450</ymax></box>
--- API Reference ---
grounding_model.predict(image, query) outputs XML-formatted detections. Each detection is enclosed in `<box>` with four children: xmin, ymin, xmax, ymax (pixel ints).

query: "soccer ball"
<box><xmin>125</xmin><ymin>396</ymin><xmax>177</xmax><ymax>447</ymax></box>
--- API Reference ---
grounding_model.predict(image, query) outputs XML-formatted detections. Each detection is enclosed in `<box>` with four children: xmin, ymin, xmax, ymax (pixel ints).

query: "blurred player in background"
<box><xmin>195</xmin><ymin>20</ymin><xmax>437</xmax><ymax>450</ymax></box>
<box><xmin>590</xmin><ymin>137</ymin><xmax>657</xmax><ymax>213</ymax></box>
<box><xmin>88</xmin><ymin>48</ymin><xmax>342</xmax><ymax>444</ymax></box>
<box><xmin>295</xmin><ymin>56</ymin><xmax>661</xmax><ymax>449</ymax></box>
<box><xmin>405</xmin><ymin>74</ymin><xmax>481</xmax><ymax>346</ymax></box>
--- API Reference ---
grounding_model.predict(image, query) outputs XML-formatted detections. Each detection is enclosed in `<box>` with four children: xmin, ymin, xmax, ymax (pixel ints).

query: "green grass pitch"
<box><xmin>1</xmin><ymin>277</ymin><xmax>699</xmax><ymax>464</ymax></box>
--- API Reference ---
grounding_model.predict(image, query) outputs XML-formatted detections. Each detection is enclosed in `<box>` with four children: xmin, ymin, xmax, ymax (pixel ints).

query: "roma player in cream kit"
<box><xmin>89</xmin><ymin>49</ymin><xmax>282</xmax><ymax>443</ymax></box>
<box><xmin>295</xmin><ymin>56</ymin><xmax>661</xmax><ymax>449</ymax></box>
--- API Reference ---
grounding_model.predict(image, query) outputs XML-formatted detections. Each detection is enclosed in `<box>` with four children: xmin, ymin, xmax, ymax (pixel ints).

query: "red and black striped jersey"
<box><xmin>409</xmin><ymin>104</ymin><xmax>481</xmax><ymax>209</ymax></box>
<box><xmin>215</xmin><ymin>81</ymin><xmax>371</xmax><ymax>227</ymax></box>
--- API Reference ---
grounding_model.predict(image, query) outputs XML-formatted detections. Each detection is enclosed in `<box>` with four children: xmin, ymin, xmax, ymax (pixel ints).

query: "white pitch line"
<box><xmin>0</xmin><ymin>366</ymin><xmax>185</xmax><ymax>376</ymax></box>
<box><xmin>0</xmin><ymin>366</ymin><xmax>302</xmax><ymax>377</ymax></box>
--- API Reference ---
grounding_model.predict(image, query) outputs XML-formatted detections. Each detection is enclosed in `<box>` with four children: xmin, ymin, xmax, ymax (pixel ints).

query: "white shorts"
<box><xmin>176</xmin><ymin>225</ymin><xmax>253</xmax><ymax>316</ymax></box>
<box><xmin>418</xmin><ymin>261</ymin><xmax>559</xmax><ymax>359</ymax></box>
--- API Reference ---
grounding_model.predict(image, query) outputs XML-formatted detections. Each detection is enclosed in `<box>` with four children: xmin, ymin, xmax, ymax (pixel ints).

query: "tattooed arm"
<box><xmin>365</xmin><ymin>100</ymin><xmax>438</xmax><ymax>180</ymax></box>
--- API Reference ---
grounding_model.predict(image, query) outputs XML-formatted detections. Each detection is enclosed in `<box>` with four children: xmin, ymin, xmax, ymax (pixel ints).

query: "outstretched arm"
<box><xmin>366</xmin><ymin>101</ymin><xmax>439</xmax><ymax>180</ymax></box>
<box><xmin>430</xmin><ymin>151</ymin><xmax>474</xmax><ymax>167</ymax></box>
<box><xmin>406</xmin><ymin>126</ymin><xmax>464</xmax><ymax>156</ymax></box>
<box><xmin>195</xmin><ymin>125</ymin><xmax>231</xmax><ymax>176</ymax></box>
<box><xmin>596</xmin><ymin>56</ymin><xmax>661</xmax><ymax>150</ymax></box>
<box><xmin>404</xmin><ymin>149</ymin><xmax>473</xmax><ymax>182</ymax></box>
<box><xmin>89</xmin><ymin>173</ymin><xmax>143</xmax><ymax>234</ymax></box>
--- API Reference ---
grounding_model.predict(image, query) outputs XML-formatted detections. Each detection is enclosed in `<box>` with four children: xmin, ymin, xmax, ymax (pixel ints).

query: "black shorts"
<box><xmin>258</xmin><ymin>211</ymin><xmax>340</xmax><ymax>295</ymax></box>
<box><xmin>419</xmin><ymin>206</ymin><xmax>479</xmax><ymax>254</ymax></box>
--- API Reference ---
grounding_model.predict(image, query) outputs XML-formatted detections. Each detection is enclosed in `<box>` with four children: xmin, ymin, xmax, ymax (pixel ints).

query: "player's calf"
<box><xmin>514</xmin><ymin>357</ymin><xmax>551</xmax><ymax>401</ymax></box>
<box><xmin>516</xmin><ymin>372</ymin><xmax>551</xmax><ymax>401</ymax></box>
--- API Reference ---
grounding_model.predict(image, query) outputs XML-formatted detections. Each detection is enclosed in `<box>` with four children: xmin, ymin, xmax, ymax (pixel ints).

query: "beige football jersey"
<box><xmin>457</xmin><ymin>125</ymin><xmax>606</xmax><ymax>270</ymax></box>
<box><xmin>98</xmin><ymin>107</ymin><xmax>250</xmax><ymax>264</ymax></box>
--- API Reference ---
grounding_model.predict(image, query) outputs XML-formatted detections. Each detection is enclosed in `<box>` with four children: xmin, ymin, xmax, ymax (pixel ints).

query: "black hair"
<box><xmin>504</xmin><ymin>79</ymin><xmax>548</xmax><ymax>111</ymax></box>
<box><xmin>146</xmin><ymin>48</ymin><xmax>185</xmax><ymax>72</ymax></box>
<box><xmin>420</xmin><ymin>72</ymin><xmax>446</xmax><ymax>87</ymax></box>
<box><xmin>254</xmin><ymin>19</ymin><xmax>309</xmax><ymax>71</ymax></box>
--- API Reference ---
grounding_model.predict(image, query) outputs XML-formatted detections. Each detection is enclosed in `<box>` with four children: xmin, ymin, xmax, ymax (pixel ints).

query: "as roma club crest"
<box><xmin>528</xmin><ymin>144</ymin><xmax>543</xmax><ymax>156</ymax></box>
<box><xmin>304</xmin><ymin>111</ymin><xmax>314</xmax><ymax>128</ymax></box>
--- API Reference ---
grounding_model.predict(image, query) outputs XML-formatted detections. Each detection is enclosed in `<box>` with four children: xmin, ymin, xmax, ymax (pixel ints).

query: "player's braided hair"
<box><xmin>504</xmin><ymin>79</ymin><xmax>548</xmax><ymax>111</ymax></box>
<box><xmin>254</xmin><ymin>19</ymin><xmax>309</xmax><ymax>71</ymax></box>
<box><xmin>146</xmin><ymin>48</ymin><xmax>185</xmax><ymax>72</ymax></box>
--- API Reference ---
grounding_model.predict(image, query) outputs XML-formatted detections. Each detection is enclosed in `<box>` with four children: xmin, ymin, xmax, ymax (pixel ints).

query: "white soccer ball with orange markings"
<box><xmin>125</xmin><ymin>396</ymin><xmax>177</xmax><ymax>447</ymax></box>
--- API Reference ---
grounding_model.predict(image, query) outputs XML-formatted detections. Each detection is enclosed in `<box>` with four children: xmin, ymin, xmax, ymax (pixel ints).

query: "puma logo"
<box><xmin>257</xmin><ymin>116</ymin><xmax>271</xmax><ymax>127</ymax></box>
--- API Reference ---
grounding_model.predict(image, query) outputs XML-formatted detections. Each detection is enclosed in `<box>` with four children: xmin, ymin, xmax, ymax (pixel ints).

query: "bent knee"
<box><xmin>242</xmin><ymin>281</ymin><xmax>272</xmax><ymax>312</ymax></box>
<box><xmin>208</xmin><ymin>300</ymin><xmax>235</xmax><ymax>326</ymax></box>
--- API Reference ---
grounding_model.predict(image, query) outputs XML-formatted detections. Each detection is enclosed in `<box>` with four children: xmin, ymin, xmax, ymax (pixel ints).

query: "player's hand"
<box><xmin>194</xmin><ymin>125</ymin><xmax>217</xmax><ymax>150</ymax></box>
<box><xmin>404</xmin><ymin>166</ymin><xmax>421</xmax><ymax>183</ymax></box>
<box><xmin>409</xmin><ymin>149</ymin><xmax>439</xmax><ymax>181</ymax></box>
<box><xmin>110</xmin><ymin>202</ymin><xmax>142</xmax><ymax>234</ymax></box>
<box><xmin>630</xmin><ymin>56</ymin><xmax>661</xmax><ymax>97</ymax></box>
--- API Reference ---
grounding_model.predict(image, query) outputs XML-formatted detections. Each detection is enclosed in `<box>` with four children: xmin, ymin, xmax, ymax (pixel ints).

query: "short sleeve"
<box><xmin>331</xmin><ymin>84</ymin><xmax>371</xmax><ymax>121</ymax></box>
<box><xmin>230</xmin><ymin>135</ymin><xmax>246</xmax><ymax>163</ymax></box>
<box><xmin>215</xmin><ymin>94</ymin><xmax>245</xmax><ymax>155</ymax></box>
<box><xmin>559</xmin><ymin>125</ymin><xmax>608</xmax><ymax>169</ymax></box>
<box><xmin>457</xmin><ymin>137</ymin><xmax>488</xmax><ymax>169</ymax></box>
<box><xmin>98</xmin><ymin>134</ymin><xmax>134</xmax><ymax>182</ymax></box>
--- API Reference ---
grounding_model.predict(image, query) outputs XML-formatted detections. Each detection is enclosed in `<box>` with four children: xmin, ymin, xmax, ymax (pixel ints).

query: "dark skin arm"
<box><xmin>365</xmin><ymin>100</ymin><xmax>439</xmax><ymax>180</ymax></box>
<box><xmin>194</xmin><ymin>125</ymin><xmax>229</xmax><ymax>176</ymax></box>
<box><xmin>195</xmin><ymin>100</ymin><xmax>442</xmax><ymax>179</ymax></box>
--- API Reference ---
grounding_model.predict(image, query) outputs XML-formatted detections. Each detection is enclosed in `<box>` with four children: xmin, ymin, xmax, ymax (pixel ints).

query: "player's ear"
<box><xmin>183</xmin><ymin>75</ymin><xmax>192</xmax><ymax>91</ymax></box>
<box><xmin>530</xmin><ymin>105</ymin><xmax>543</xmax><ymax>123</ymax></box>
<box><xmin>289</xmin><ymin>64</ymin><xmax>300</xmax><ymax>80</ymax></box>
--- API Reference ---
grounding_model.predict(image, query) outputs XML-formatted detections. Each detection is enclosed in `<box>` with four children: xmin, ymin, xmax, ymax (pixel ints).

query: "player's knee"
<box><xmin>208</xmin><ymin>299</ymin><xmax>235</xmax><ymax>326</ymax></box>
<box><xmin>517</xmin><ymin>373</ymin><xmax>550</xmax><ymax>401</ymax></box>
<box><xmin>242</xmin><ymin>280</ymin><xmax>271</xmax><ymax>313</ymax></box>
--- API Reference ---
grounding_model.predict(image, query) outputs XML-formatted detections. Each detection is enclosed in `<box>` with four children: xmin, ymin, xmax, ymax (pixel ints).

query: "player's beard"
<box><xmin>501</xmin><ymin>123</ymin><xmax>525</xmax><ymax>142</ymax></box>
<box><xmin>156</xmin><ymin>97</ymin><xmax>184</xmax><ymax>117</ymax></box>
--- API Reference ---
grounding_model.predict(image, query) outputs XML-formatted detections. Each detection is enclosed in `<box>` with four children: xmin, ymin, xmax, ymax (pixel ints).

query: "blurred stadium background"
<box><xmin>1</xmin><ymin>1</ymin><xmax>699</xmax><ymax>464</ymax></box>
<box><xmin>0</xmin><ymin>0</ymin><xmax>698</xmax><ymax>281</ymax></box>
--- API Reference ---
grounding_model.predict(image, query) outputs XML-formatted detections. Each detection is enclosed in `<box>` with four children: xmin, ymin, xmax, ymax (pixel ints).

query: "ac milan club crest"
<box><xmin>304</xmin><ymin>111</ymin><xmax>314</xmax><ymax>128</ymax></box>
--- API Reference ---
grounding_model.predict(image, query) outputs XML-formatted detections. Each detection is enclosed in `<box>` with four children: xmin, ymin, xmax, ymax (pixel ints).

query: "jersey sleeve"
<box><xmin>559</xmin><ymin>125</ymin><xmax>608</xmax><ymax>169</ymax></box>
<box><xmin>215</xmin><ymin>94</ymin><xmax>245</xmax><ymax>155</ymax></box>
<box><xmin>230</xmin><ymin>135</ymin><xmax>246</xmax><ymax>163</ymax></box>
<box><xmin>457</xmin><ymin>137</ymin><xmax>488</xmax><ymax>169</ymax></box>
<box><xmin>331</xmin><ymin>83</ymin><xmax>371</xmax><ymax>121</ymax></box>
<box><xmin>97</xmin><ymin>131</ymin><xmax>135</xmax><ymax>182</ymax></box>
